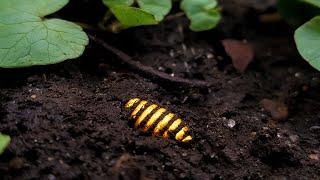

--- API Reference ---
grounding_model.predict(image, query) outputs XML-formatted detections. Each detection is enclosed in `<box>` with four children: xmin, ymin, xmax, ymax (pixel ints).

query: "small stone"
<box><xmin>310</xmin><ymin>126</ymin><xmax>320</xmax><ymax>132</ymax></box>
<box><xmin>190</xmin><ymin>47</ymin><xmax>196</xmax><ymax>55</ymax></box>
<box><xmin>210</xmin><ymin>154</ymin><xmax>216</xmax><ymax>159</ymax></box>
<box><xmin>308</xmin><ymin>154</ymin><xmax>319</xmax><ymax>161</ymax></box>
<box><xmin>182</xmin><ymin>44</ymin><xmax>187</xmax><ymax>52</ymax></box>
<box><xmin>250</xmin><ymin>132</ymin><xmax>257</xmax><ymax>139</ymax></box>
<box><xmin>30</xmin><ymin>94</ymin><xmax>37</xmax><ymax>99</ymax></box>
<box><xmin>164</xmin><ymin>162</ymin><xmax>172</xmax><ymax>167</ymax></box>
<box><xmin>227</xmin><ymin>119</ymin><xmax>236</xmax><ymax>128</ymax></box>
<box><xmin>206</xmin><ymin>53</ymin><xmax>214</xmax><ymax>59</ymax></box>
<box><xmin>48</xmin><ymin>174</ymin><xmax>56</xmax><ymax>180</ymax></box>
<box><xmin>294</xmin><ymin>72</ymin><xmax>302</xmax><ymax>78</ymax></box>
<box><xmin>182</xmin><ymin>152</ymin><xmax>188</xmax><ymax>157</ymax></box>
<box><xmin>169</xmin><ymin>50</ymin><xmax>175</xmax><ymax>57</ymax></box>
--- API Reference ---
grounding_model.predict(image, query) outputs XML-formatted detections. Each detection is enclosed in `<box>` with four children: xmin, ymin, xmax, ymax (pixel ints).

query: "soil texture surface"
<box><xmin>0</xmin><ymin>0</ymin><xmax>319</xmax><ymax>179</ymax></box>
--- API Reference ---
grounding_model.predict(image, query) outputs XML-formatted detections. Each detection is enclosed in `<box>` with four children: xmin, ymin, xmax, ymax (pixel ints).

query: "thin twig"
<box><xmin>89</xmin><ymin>35</ymin><xmax>217</xmax><ymax>88</ymax></box>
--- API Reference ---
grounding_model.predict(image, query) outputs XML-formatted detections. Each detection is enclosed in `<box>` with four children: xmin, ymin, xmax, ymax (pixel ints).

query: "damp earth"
<box><xmin>0</xmin><ymin>0</ymin><xmax>320</xmax><ymax>179</ymax></box>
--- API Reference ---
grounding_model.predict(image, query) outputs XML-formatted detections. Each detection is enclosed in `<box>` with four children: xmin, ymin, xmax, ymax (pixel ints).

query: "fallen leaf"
<box><xmin>222</xmin><ymin>39</ymin><xmax>254</xmax><ymax>72</ymax></box>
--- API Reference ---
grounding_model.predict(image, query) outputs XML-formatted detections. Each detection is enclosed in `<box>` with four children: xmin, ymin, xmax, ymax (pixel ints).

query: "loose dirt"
<box><xmin>0</xmin><ymin>0</ymin><xmax>319</xmax><ymax>179</ymax></box>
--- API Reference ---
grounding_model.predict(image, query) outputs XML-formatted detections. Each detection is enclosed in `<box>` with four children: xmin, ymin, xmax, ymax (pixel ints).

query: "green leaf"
<box><xmin>0</xmin><ymin>133</ymin><xmax>10</xmax><ymax>155</ymax></box>
<box><xmin>295</xmin><ymin>16</ymin><xmax>320</xmax><ymax>71</ymax></box>
<box><xmin>102</xmin><ymin>0</ymin><xmax>133</xmax><ymax>7</ymax></box>
<box><xmin>0</xmin><ymin>0</ymin><xmax>69</xmax><ymax>17</ymax></box>
<box><xmin>109</xmin><ymin>5</ymin><xmax>158</xmax><ymax>28</ymax></box>
<box><xmin>137</xmin><ymin>0</ymin><xmax>172</xmax><ymax>21</ymax></box>
<box><xmin>277</xmin><ymin>0</ymin><xmax>320</xmax><ymax>27</ymax></box>
<box><xmin>303</xmin><ymin>0</ymin><xmax>320</xmax><ymax>8</ymax></box>
<box><xmin>0</xmin><ymin>0</ymin><xmax>89</xmax><ymax>68</ymax></box>
<box><xmin>180</xmin><ymin>0</ymin><xmax>221</xmax><ymax>31</ymax></box>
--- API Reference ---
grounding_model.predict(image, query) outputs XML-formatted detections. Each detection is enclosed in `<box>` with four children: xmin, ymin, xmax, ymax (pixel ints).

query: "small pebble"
<box><xmin>169</xmin><ymin>50</ymin><xmax>175</xmax><ymax>57</ymax></box>
<box><xmin>310</xmin><ymin>126</ymin><xmax>320</xmax><ymax>132</ymax></box>
<box><xmin>190</xmin><ymin>47</ymin><xmax>196</xmax><ymax>55</ymax></box>
<box><xmin>294</xmin><ymin>72</ymin><xmax>302</xmax><ymax>78</ymax></box>
<box><xmin>308</xmin><ymin>154</ymin><xmax>319</xmax><ymax>161</ymax></box>
<box><xmin>206</xmin><ymin>53</ymin><xmax>214</xmax><ymax>59</ymax></box>
<box><xmin>48</xmin><ymin>174</ymin><xmax>56</xmax><ymax>180</ymax></box>
<box><xmin>30</xmin><ymin>94</ymin><xmax>37</xmax><ymax>99</ymax></box>
<box><xmin>181</xmin><ymin>44</ymin><xmax>187</xmax><ymax>52</ymax></box>
<box><xmin>164</xmin><ymin>162</ymin><xmax>172</xmax><ymax>167</ymax></box>
<box><xmin>250</xmin><ymin>132</ymin><xmax>257</xmax><ymax>139</ymax></box>
<box><xmin>182</xmin><ymin>152</ymin><xmax>188</xmax><ymax>157</ymax></box>
<box><xmin>227</xmin><ymin>119</ymin><xmax>236</xmax><ymax>128</ymax></box>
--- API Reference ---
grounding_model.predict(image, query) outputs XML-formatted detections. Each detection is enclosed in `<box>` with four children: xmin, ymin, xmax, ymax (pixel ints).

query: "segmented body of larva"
<box><xmin>125</xmin><ymin>98</ymin><xmax>193</xmax><ymax>143</ymax></box>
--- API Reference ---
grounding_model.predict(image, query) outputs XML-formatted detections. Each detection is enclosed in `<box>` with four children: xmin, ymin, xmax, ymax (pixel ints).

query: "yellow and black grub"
<box><xmin>125</xmin><ymin>98</ymin><xmax>193</xmax><ymax>143</ymax></box>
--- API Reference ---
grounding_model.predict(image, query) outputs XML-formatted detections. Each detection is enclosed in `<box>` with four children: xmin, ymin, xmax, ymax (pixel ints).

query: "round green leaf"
<box><xmin>295</xmin><ymin>16</ymin><xmax>320</xmax><ymax>71</ymax></box>
<box><xmin>109</xmin><ymin>5</ymin><xmax>158</xmax><ymax>28</ymax></box>
<box><xmin>102</xmin><ymin>0</ymin><xmax>134</xmax><ymax>7</ymax></box>
<box><xmin>180</xmin><ymin>0</ymin><xmax>221</xmax><ymax>31</ymax></box>
<box><xmin>0</xmin><ymin>133</ymin><xmax>10</xmax><ymax>155</ymax></box>
<box><xmin>137</xmin><ymin>0</ymin><xmax>172</xmax><ymax>21</ymax></box>
<box><xmin>0</xmin><ymin>0</ymin><xmax>69</xmax><ymax>17</ymax></box>
<box><xmin>303</xmin><ymin>0</ymin><xmax>320</xmax><ymax>8</ymax></box>
<box><xmin>0</xmin><ymin>0</ymin><xmax>89</xmax><ymax>68</ymax></box>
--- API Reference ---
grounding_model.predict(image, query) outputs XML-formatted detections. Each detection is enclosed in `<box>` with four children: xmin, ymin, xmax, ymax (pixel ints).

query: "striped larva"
<box><xmin>124</xmin><ymin>98</ymin><xmax>193</xmax><ymax>143</ymax></box>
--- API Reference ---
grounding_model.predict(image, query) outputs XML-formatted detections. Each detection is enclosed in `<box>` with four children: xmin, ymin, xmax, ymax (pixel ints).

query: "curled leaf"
<box><xmin>109</xmin><ymin>5</ymin><xmax>158</xmax><ymax>28</ymax></box>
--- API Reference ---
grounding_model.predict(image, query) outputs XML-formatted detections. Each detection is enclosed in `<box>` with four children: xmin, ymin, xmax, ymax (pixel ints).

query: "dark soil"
<box><xmin>1</xmin><ymin>0</ymin><xmax>320</xmax><ymax>179</ymax></box>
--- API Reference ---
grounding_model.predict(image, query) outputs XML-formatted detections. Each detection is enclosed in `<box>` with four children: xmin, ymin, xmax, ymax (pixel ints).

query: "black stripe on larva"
<box><xmin>157</xmin><ymin>114</ymin><xmax>179</xmax><ymax>136</ymax></box>
<box><xmin>126</xmin><ymin>99</ymin><xmax>142</xmax><ymax>126</ymax></box>
<box><xmin>135</xmin><ymin>103</ymin><xmax>159</xmax><ymax>130</ymax></box>
<box><xmin>168</xmin><ymin>119</ymin><xmax>186</xmax><ymax>138</ymax></box>
<box><xmin>133</xmin><ymin>105</ymin><xmax>183</xmax><ymax>137</ymax></box>
<box><xmin>143</xmin><ymin>108</ymin><xmax>168</xmax><ymax>134</ymax></box>
<box><xmin>126</xmin><ymin>99</ymin><xmax>140</xmax><ymax>114</ymax></box>
<box><xmin>133</xmin><ymin>101</ymin><xmax>149</xmax><ymax>120</ymax></box>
